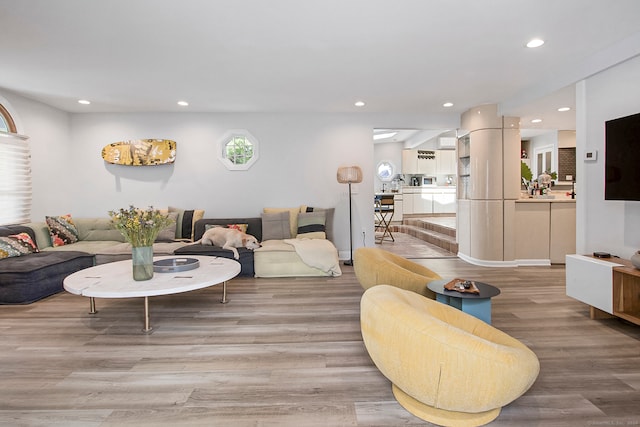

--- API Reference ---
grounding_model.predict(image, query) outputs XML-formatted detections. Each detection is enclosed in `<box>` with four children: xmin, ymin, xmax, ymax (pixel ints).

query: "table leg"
<box><xmin>89</xmin><ymin>297</ymin><xmax>97</xmax><ymax>314</ymax></box>
<box><xmin>221</xmin><ymin>280</ymin><xmax>229</xmax><ymax>304</ymax></box>
<box><xmin>435</xmin><ymin>294</ymin><xmax>492</xmax><ymax>324</ymax></box>
<box><xmin>460</xmin><ymin>299</ymin><xmax>492</xmax><ymax>324</ymax></box>
<box><xmin>142</xmin><ymin>296</ymin><xmax>153</xmax><ymax>333</ymax></box>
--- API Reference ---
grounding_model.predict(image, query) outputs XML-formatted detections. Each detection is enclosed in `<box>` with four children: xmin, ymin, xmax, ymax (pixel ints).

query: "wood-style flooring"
<box><xmin>1</xmin><ymin>255</ymin><xmax>640</xmax><ymax>426</ymax></box>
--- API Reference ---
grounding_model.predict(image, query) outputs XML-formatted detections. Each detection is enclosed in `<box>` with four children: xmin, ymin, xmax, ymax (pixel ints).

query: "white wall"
<box><xmin>1</xmin><ymin>90</ymin><xmax>74</xmax><ymax>216</ymax></box>
<box><xmin>1</xmin><ymin>89</ymin><xmax>459</xmax><ymax>259</ymax></box>
<box><xmin>577</xmin><ymin>54</ymin><xmax>640</xmax><ymax>259</ymax></box>
<box><xmin>67</xmin><ymin>112</ymin><xmax>376</xmax><ymax>259</ymax></box>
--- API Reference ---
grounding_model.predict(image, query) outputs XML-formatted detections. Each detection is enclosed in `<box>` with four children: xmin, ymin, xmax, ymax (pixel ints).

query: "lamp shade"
<box><xmin>337</xmin><ymin>166</ymin><xmax>363</xmax><ymax>184</ymax></box>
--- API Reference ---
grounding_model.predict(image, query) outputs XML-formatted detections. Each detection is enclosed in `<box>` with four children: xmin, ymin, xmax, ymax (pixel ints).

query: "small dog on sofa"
<box><xmin>195</xmin><ymin>226</ymin><xmax>261</xmax><ymax>260</ymax></box>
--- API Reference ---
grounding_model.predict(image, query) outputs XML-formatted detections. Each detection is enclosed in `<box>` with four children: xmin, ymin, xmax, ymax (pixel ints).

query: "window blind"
<box><xmin>0</xmin><ymin>133</ymin><xmax>32</xmax><ymax>225</ymax></box>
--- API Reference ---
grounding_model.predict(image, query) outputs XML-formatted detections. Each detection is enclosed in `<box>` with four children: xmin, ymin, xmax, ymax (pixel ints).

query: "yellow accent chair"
<box><xmin>354</xmin><ymin>247</ymin><xmax>441</xmax><ymax>298</ymax></box>
<box><xmin>361</xmin><ymin>285</ymin><xmax>540</xmax><ymax>427</ymax></box>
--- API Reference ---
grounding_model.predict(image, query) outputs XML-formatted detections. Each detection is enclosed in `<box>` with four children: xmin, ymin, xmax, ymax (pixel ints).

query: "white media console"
<box><xmin>566</xmin><ymin>254</ymin><xmax>640</xmax><ymax>325</ymax></box>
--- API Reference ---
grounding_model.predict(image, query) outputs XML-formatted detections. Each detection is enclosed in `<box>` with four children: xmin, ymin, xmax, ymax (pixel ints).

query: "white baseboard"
<box><xmin>457</xmin><ymin>252</ymin><xmax>551</xmax><ymax>267</ymax></box>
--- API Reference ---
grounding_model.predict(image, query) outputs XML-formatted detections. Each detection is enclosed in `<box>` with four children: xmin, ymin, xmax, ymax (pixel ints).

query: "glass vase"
<box><xmin>132</xmin><ymin>246</ymin><xmax>154</xmax><ymax>281</ymax></box>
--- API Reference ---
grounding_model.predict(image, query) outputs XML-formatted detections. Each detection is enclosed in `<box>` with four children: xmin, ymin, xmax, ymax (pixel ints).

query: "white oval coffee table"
<box><xmin>64</xmin><ymin>255</ymin><xmax>241</xmax><ymax>332</ymax></box>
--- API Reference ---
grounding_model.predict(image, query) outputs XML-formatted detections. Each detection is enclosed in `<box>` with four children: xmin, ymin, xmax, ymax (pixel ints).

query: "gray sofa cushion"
<box><xmin>0</xmin><ymin>251</ymin><xmax>94</xmax><ymax>304</ymax></box>
<box><xmin>174</xmin><ymin>244</ymin><xmax>255</xmax><ymax>277</ymax></box>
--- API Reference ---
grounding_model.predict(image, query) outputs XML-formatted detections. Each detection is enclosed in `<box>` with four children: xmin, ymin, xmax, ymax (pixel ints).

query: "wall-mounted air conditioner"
<box><xmin>438</xmin><ymin>137</ymin><xmax>456</xmax><ymax>149</ymax></box>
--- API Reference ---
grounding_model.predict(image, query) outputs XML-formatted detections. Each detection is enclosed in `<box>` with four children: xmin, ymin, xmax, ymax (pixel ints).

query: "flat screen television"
<box><xmin>605</xmin><ymin>112</ymin><xmax>640</xmax><ymax>201</ymax></box>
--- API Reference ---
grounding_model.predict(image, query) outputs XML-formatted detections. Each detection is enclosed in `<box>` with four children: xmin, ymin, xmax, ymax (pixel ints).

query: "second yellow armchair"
<box><xmin>353</xmin><ymin>247</ymin><xmax>441</xmax><ymax>299</ymax></box>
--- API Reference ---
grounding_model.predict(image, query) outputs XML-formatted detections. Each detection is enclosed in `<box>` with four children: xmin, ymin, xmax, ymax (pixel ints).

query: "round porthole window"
<box><xmin>376</xmin><ymin>160</ymin><xmax>395</xmax><ymax>181</ymax></box>
<box><xmin>217</xmin><ymin>129</ymin><xmax>259</xmax><ymax>171</ymax></box>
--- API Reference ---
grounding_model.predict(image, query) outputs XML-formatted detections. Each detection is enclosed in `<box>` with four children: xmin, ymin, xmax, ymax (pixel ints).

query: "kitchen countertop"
<box><xmin>516</xmin><ymin>197</ymin><xmax>576</xmax><ymax>203</ymax></box>
<box><xmin>402</xmin><ymin>186</ymin><xmax>457</xmax><ymax>191</ymax></box>
<box><xmin>376</xmin><ymin>186</ymin><xmax>457</xmax><ymax>195</ymax></box>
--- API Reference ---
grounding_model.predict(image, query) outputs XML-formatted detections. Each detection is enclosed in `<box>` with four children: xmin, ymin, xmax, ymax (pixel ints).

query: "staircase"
<box><xmin>390</xmin><ymin>217</ymin><xmax>458</xmax><ymax>254</ymax></box>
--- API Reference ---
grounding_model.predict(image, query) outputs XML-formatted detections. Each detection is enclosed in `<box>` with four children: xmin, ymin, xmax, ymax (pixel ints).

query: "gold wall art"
<box><xmin>101</xmin><ymin>139</ymin><xmax>176</xmax><ymax>166</ymax></box>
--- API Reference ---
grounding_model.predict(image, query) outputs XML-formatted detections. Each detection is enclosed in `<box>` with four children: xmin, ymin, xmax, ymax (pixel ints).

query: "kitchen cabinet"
<box><xmin>432</xmin><ymin>188</ymin><xmax>456</xmax><ymax>213</ymax></box>
<box><xmin>402</xmin><ymin>149</ymin><xmax>437</xmax><ymax>175</ymax></box>
<box><xmin>457</xmin><ymin>135</ymin><xmax>471</xmax><ymax>200</ymax></box>
<box><xmin>436</xmin><ymin>150</ymin><xmax>456</xmax><ymax>176</ymax></box>
<box><xmin>403</xmin><ymin>190</ymin><xmax>414</xmax><ymax>214</ymax></box>
<box><xmin>402</xmin><ymin>150</ymin><xmax>419</xmax><ymax>174</ymax></box>
<box><xmin>394</xmin><ymin>194</ymin><xmax>403</xmax><ymax>221</ymax></box>
<box><xmin>418</xmin><ymin>150</ymin><xmax>437</xmax><ymax>175</ymax></box>
<box><xmin>514</xmin><ymin>202</ymin><xmax>550</xmax><ymax>260</ymax></box>
<box><xmin>402</xmin><ymin>188</ymin><xmax>424</xmax><ymax>214</ymax></box>
<box><xmin>402</xmin><ymin>187</ymin><xmax>455</xmax><ymax>215</ymax></box>
<box><xmin>514</xmin><ymin>199</ymin><xmax>576</xmax><ymax>264</ymax></box>
<box><xmin>550</xmin><ymin>202</ymin><xmax>576</xmax><ymax>263</ymax></box>
<box><xmin>412</xmin><ymin>192</ymin><xmax>433</xmax><ymax>213</ymax></box>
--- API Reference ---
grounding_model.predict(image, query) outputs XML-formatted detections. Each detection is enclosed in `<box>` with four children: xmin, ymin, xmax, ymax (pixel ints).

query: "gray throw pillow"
<box><xmin>261</xmin><ymin>211</ymin><xmax>291</xmax><ymax>241</ymax></box>
<box><xmin>155</xmin><ymin>212</ymin><xmax>179</xmax><ymax>242</ymax></box>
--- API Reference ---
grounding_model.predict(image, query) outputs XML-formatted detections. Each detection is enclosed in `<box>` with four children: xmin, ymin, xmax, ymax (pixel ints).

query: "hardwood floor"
<box><xmin>1</xmin><ymin>257</ymin><xmax>640</xmax><ymax>426</ymax></box>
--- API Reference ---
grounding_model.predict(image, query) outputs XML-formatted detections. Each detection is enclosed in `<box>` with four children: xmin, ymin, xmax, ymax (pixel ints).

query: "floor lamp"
<box><xmin>337</xmin><ymin>165</ymin><xmax>363</xmax><ymax>266</ymax></box>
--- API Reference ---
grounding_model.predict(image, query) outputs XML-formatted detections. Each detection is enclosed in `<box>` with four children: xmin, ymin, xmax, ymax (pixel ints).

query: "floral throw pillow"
<box><xmin>227</xmin><ymin>223</ymin><xmax>248</xmax><ymax>233</ymax></box>
<box><xmin>46</xmin><ymin>214</ymin><xmax>79</xmax><ymax>247</ymax></box>
<box><xmin>0</xmin><ymin>232</ymin><xmax>39</xmax><ymax>259</ymax></box>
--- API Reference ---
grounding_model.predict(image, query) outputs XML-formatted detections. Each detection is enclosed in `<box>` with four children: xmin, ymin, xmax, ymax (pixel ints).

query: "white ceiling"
<box><xmin>1</xmin><ymin>0</ymin><xmax>640</xmax><ymax>133</ymax></box>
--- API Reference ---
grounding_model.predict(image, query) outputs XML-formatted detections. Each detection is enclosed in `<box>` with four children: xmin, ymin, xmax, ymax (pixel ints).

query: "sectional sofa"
<box><xmin>0</xmin><ymin>224</ymin><xmax>94</xmax><ymax>304</ymax></box>
<box><xmin>177</xmin><ymin>206</ymin><xmax>341</xmax><ymax>278</ymax></box>
<box><xmin>0</xmin><ymin>205</ymin><xmax>341</xmax><ymax>304</ymax></box>
<box><xmin>0</xmin><ymin>217</ymin><xmax>193</xmax><ymax>304</ymax></box>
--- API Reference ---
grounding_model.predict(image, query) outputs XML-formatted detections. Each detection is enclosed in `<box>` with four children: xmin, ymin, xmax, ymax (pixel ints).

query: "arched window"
<box><xmin>0</xmin><ymin>103</ymin><xmax>31</xmax><ymax>225</ymax></box>
<box><xmin>0</xmin><ymin>103</ymin><xmax>17</xmax><ymax>133</ymax></box>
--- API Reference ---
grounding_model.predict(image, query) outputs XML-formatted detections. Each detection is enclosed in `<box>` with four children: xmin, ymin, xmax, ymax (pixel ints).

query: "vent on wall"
<box><xmin>438</xmin><ymin>137</ymin><xmax>457</xmax><ymax>149</ymax></box>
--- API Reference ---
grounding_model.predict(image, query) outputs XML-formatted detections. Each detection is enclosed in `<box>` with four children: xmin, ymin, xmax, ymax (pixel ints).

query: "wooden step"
<box><xmin>390</xmin><ymin>223</ymin><xmax>458</xmax><ymax>254</ymax></box>
<box><xmin>403</xmin><ymin>218</ymin><xmax>456</xmax><ymax>238</ymax></box>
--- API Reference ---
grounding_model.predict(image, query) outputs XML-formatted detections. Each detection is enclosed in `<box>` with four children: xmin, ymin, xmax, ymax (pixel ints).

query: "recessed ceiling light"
<box><xmin>531</xmin><ymin>119</ymin><xmax>543</xmax><ymax>123</ymax></box>
<box><xmin>354</xmin><ymin>101</ymin><xmax>365</xmax><ymax>107</ymax></box>
<box><xmin>78</xmin><ymin>99</ymin><xmax>91</xmax><ymax>105</ymax></box>
<box><xmin>558</xmin><ymin>107</ymin><xmax>571</xmax><ymax>112</ymax></box>
<box><xmin>443</xmin><ymin>102</ymin><xmax>454</xmax><ymax>108</ymax></box>
<box><xmin>526</xmin><ymin>38</ymin><xmax>545</xmax><ymax>48</ymax></box>
<box><xmin>177</xmin><ymin>101</ymin><xmax>189</xmax><ymax>106</ymax></box>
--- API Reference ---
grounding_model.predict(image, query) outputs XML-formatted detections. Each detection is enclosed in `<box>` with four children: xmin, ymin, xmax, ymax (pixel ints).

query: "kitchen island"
<box><xmin>513</xmin><ymin>197</ymin><xmax>576</xmax><ymax>264</ymax></box>
<box><xmin>402</xmin><ymin>186</ymin><xmax>457</xmax><ymax>215</ymax></box>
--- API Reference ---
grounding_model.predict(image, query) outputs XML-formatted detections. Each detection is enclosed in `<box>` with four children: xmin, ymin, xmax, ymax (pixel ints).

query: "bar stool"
<box><xmin>374</xmin><ymin>194</ymin><xmax>395</xmax><ymax>243</ymax></box>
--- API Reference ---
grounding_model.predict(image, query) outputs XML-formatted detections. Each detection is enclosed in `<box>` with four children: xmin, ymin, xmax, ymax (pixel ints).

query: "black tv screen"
<box><xmin>605</xmin><ymin>112</ymin><xmax>640</xmax><ymax>201</ymax></box>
